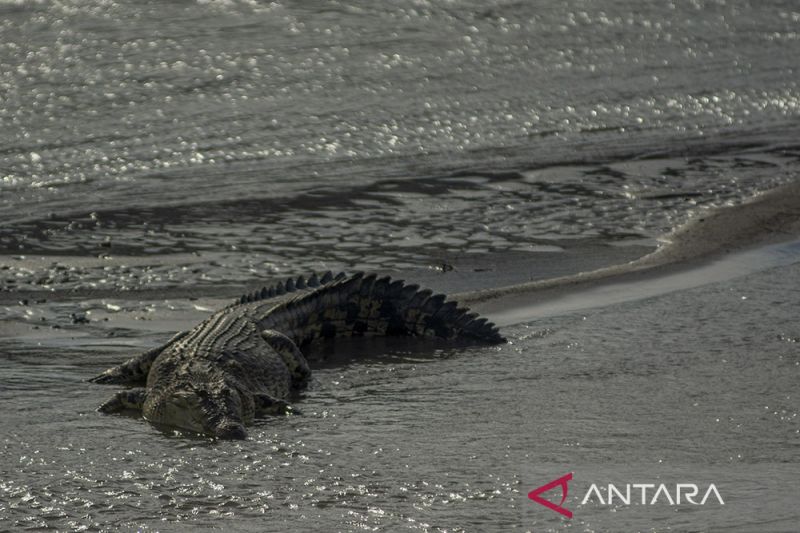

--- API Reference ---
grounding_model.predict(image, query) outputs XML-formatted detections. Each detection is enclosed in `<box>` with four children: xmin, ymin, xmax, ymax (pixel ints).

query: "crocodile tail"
<box><xmin>263</xmin><ymin>272</ymin><xmax>505</xmax><ymax>345</ymax></box>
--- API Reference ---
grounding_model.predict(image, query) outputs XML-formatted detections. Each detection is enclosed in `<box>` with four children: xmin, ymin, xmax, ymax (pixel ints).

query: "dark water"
<box><xmin>1</xmin><ymin>1</ymin><xmax>799</xmax><ymax>531</ymax></box>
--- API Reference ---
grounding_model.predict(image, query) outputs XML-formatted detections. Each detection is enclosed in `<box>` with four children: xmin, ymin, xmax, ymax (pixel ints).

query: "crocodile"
<box><xmin>91</xmin><ymin>271</ymin><xmax>504</xmax><ymax>439</ymax></box>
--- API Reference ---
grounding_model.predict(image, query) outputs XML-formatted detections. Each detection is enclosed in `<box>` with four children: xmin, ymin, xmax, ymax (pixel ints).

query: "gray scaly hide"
<box><xmin>90</xmin><ymin>272</ymin><xmax>504</xmax><ymax>439</ymax></box>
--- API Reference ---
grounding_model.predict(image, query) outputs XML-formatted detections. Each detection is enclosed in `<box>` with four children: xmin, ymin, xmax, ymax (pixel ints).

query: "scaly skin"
<box><xmin>91</xmin><ymin>271</ymin><xmax>504</xmax><ymax>439</ymax></box>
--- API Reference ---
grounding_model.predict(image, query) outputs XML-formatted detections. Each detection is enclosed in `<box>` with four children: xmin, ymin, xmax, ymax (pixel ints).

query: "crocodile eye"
<box><xmin>195</xmin><ymin>388</ymin><xmax>210</xmax><ymax>400</ymax></box>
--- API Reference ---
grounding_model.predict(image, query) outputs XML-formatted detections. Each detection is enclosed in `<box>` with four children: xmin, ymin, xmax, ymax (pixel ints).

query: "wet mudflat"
<box><xmin>2</xmin><ymin>1</ymin><xmax>800</xmax><ymax>530</ymax></box>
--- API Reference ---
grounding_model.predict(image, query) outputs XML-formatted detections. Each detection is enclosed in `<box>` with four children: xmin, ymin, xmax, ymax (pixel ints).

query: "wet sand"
<box><xmin>3</xmin><ymin>179</ymin><xmax>800</xmax><ymax>366</ymax></box>
<box><xmin>3</xmin><ymin>180</ymin><xmax>800</xmax><ymax>341</ymax></box>
<box><xmin>459</xmin><ymin>180</ymin><xmax>800</xmax><ymax>316</ymax></box>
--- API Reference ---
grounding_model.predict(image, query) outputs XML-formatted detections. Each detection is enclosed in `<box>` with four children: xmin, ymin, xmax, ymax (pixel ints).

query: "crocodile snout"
<box><xmin>215</xmin><ymin>421</ymin><xmax>248</xmax><ymax>440</ymax></box>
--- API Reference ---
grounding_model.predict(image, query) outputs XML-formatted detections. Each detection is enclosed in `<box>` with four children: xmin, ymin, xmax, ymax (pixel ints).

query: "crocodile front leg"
<box><xmin>90</xmin><ymin>330</ymin><xmax>189</xmax><ymax>385</ymax></box>
<box><xmin>254</xmin><ymin>393</ymin><xmax>295</xmax><ymax>416</ymax></box>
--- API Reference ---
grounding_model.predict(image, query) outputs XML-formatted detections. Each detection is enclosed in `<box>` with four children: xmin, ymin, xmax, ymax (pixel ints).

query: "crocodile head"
<box><xmin>145</xmin><ymin>381</ymin><xmax>252</xmax><ymax>439</ymax></box>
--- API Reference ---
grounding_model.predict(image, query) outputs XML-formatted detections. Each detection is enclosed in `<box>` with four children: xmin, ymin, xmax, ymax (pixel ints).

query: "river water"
<box><xmin>1</xmin><ymin>0</ymin><xmax>799</xmax><ymax>531</ymax></box>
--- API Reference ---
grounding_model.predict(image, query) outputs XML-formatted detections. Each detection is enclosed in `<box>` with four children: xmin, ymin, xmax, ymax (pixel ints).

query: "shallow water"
<box><xmin>2</xmin><ymin>255</ymin><xmax>799</xmax><ymax>531</ymax></box>
<box><xmin>1</xmin><ymin>0</ymin><xmax>800</xmax><ymax>531</ymax></box>
<box><xmin>2</xmin><ymin>0</ymin><xmax>800</xmax><ymax>287</ymax></box>
<box><xmin>2</xmin><ymin>0</ymin><xmax>800</xmax><ymax>294</ymax></box>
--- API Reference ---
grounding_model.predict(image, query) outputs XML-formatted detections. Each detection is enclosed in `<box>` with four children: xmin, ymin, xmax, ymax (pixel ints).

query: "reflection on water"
<box><xmin>2</xmin><ymin>0</ymin><xmax>799</xmax><ymax>212</ymax></box>
<box><xmin>1</xmin><ymin>261</ymin><xmax>799</xmax><ymax>531</ymax></box>
<box><xmin>1</xmin><ymin>0</ymin><xmax>799</xmax><ymax>530</ymax></box>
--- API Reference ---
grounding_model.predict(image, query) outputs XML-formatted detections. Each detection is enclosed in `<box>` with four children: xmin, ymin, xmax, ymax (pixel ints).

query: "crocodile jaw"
<box><xmin>214</xmin><ymin>420</ymin><xmax>248</xmax><ymax>439</ymax></box>
<box><xmin>144</xmin><ymin>387</ymin><xmax>250</xmax><ymax>439</ymax></box>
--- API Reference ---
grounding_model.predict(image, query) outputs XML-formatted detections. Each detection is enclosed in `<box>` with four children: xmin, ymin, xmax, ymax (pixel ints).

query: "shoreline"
<box><xmin>456</xmin><ymin>179</ymin><xmax>800</xmax><ymax>314</ymax></box>
<box><xmin>2</xmin><ymin>180</ymin><xmax>800</xmax><ymax>319</ymax></box>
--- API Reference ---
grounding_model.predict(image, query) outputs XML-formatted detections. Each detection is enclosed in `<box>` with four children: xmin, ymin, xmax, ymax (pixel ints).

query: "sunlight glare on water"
<box><xmin>0</xmin><ymin>0</ymin><xmax>799</xmax><ymax>531</ymax></box>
